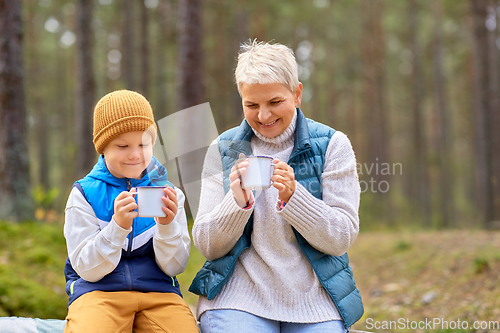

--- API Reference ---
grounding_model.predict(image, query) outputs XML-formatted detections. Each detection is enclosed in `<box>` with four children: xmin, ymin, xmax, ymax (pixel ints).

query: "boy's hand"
<box><xmin>156</xmin><ymin>187</ymin><xmax>178</xmax><ymax>225</ymax></box>
<box><xmin>113</xmin><ymin>188</ymin><xmax>138</xmax><ymax>230</ymax></box>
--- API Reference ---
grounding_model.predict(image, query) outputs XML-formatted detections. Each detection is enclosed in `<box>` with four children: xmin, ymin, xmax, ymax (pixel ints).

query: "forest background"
<box><xmin>2</xmin><ymin>0</ymin><xmax>500</xmax><ymax>228</ymax></box>
<box><xmin>0</xmin><ymin>0</ymin><xmax>500</xmax><ymax>331</ymax></box>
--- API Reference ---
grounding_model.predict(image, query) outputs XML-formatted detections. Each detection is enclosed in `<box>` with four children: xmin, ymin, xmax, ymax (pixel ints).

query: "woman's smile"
<box><xmin>260</xmin><ymin>119</ymin><xmax>279</xmax><ymax>127</ymax></box>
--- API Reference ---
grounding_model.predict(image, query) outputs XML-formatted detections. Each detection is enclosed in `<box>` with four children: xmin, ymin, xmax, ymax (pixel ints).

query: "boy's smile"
<box><xmin>102</xmin><ymin>131</ymin><xmax>154</xmax><ymax>179</ymax></box>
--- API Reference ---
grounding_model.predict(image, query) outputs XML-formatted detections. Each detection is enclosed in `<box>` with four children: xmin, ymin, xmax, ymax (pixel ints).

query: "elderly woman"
<box><xmin>189</xmin><ymin>40</ymin><xmax>363</xmax><ymax>333</ymax></box>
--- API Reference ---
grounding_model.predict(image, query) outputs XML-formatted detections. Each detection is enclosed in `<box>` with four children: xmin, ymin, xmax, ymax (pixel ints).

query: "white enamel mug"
<box><xmin>132</xmin><ymin>186</ymin><xmax>167</xmax><ymax>217</ymax></box>
<box><xmin>240</xmin><ymin>156</ymin><xmax>275</xmax><ymax>191</ymax></box>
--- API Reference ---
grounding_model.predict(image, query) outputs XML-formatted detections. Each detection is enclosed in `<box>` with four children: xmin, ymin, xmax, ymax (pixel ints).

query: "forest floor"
<box><xmin>0</xmin><ymin>221</ymin><xmax>499</xmax><ymax>332</ymax></box>
<box><xmin>347</xmin><ymin>230</ymin><xmax>500</xmax><ymax>333</ymax></box>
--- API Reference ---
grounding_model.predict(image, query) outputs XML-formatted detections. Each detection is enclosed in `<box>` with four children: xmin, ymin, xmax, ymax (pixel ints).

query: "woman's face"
<box><xmin>241</xmin><ymin>82</ymin><xmax>303</xmax><ymax>138</ymax></box>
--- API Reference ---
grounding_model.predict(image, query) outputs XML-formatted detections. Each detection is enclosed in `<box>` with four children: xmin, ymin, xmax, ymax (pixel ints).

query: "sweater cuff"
<box><xmin>277</xmin><ymin>182</ymin><xmax>323</xmax><ymax>233</ymax></box>
<box><xmin>242</xmin><ymin>192</ymin><xmax>255</xmax><ymax>210</ymax></box>
<box><xmin>276</xmin><ymin>199</ymin><xmax>286</xmax><ymax>211</ymax></box>
<box><xmin>155</xmin><ymin>220</ymin><xmax>181</xmax><ymax>240</ymax></box>
<box><xmin>104</xmin><ymin>218</ymin><xmax>132</xmax><ymax>247</ymax></box>
<box><xmin>215</xmin><ymin>190</ymin><xmax>254</xmax><ymax>234</ymax></box>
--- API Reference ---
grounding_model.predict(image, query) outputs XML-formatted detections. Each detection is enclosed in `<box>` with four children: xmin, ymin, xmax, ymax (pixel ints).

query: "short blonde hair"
<box><xmin>235</xmin><ymin>40</ymin><xmax>299</xmax><ymax>95</ymax></box>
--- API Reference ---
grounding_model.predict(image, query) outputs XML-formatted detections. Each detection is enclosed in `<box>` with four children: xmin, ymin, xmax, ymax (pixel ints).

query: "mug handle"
<box><xmin>270</xmin><ymin>163</ymin><xmax>275</xmax><ymax>186</ymax></box>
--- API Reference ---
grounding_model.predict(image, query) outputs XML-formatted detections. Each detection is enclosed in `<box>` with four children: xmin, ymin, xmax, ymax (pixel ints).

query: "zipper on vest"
<box><xmin>124</xmin><ymin>178</ymin><xmax>134</xmax><ymax>290</ymax></box>
<box><xmin>123</xmin><ymin>258</ymin><xmax>133</xmax><ymax>290</ymax></box>
<box><xmin>127</xmin><ymin>192</ymin><xmax>135</xmax><ymax>254</ymax></box>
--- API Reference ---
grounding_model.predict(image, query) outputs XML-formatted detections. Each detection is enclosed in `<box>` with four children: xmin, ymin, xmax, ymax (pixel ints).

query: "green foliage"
<box><xmin>0</xmin><ymin>218</ymin><xmax>209</xmax><ymax>319</ymax></box>
<box><xmin>473</xmin><ymin>257</ymin><xmax>489</xmax><ymax>274</ymax></box>
<box><xmin>394</xmin><ymin>240</ymin><xmax>412</xmax><ymax>252</ymax></box>
<box><xmin>0</xmin><ymin>220</ymin><xmax>67</xmax><ymax>319</ymax></box>
<box><xmin>177</xmin><ymin>218</ymin><xmax>207</xmax><ymax>307</ymax></box>
<box><xmin>31</xmin><ymin>186</ymin><xmax>60</xmax><ymax>209</ymax></box>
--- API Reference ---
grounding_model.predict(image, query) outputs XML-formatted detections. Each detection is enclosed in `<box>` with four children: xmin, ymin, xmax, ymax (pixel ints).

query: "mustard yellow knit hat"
<box><xmin>93</xmin><ymin>90</ymin><xmax>157</xmax><ymax>154</ymax></box>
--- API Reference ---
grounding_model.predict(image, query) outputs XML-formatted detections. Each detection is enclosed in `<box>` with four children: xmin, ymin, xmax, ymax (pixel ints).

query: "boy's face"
<box><xmin>102</xmin><ymin>131</ymin><xmax>154</xmax><ymax>179</ymax></box>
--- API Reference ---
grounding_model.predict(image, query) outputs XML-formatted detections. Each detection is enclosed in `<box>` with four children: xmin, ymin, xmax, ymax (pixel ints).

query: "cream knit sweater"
<box><xmin>193</xmin><ymin>111</ymin><xmax>360</xmax><ymax>323</ymax></box>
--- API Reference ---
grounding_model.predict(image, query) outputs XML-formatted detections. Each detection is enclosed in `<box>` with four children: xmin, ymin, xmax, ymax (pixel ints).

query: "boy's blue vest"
<box><xmin>189</xmin><ymin>109</ymin><xmax>364</xmax><ymax>330</ymax></box>
<box><xmin>64</xmin><ymin>156</ymin><xmax>181</xmax><ymax>306</ymax></box>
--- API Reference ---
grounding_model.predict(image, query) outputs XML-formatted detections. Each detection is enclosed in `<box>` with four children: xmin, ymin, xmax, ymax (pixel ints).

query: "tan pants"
<box><xmin>64</xmin><ymin>291</ymin><xmax>199</xmax><ymax>333</ymax></box>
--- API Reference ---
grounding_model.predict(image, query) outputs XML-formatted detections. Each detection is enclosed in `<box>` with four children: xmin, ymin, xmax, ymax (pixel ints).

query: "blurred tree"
<box><xmin>140</xmin><ymin>0</ymin><xmax>150</xmax><ymax>98</ymax></box>
<box><xmin>2</xmin><ymin>0</ymin><xmax>492</xmax><ymax>228</ymax></box>
<box><xmin>409</xmin><ymin>0</ymin><xmax>431</xmax><ymax>226</ymax></box>
<box><xmin>205</xmin><ymin>1</ymin><xmax>240</xmax><ymax>131</ymax></box>
<box><xmin>0</xmin><ymin>0</ymin><xmax>34</xmax><ymax>221</ymax></box>
<box><xmin>485</xmin><ymin>0</ymin><xmax>500</xmax><ymax>224</ymax></box>
<box><xmin>122</xmin><ymin>0</ymin><xmax>135</xmax><ymax>90</ymax></box>
<box><xmin>360</xmin><ymin>0</ymin><xmax>390</xmax><ymax>189</ymax></box>
<box><xmin>470</xmin><ymin>0</ymin><xmax>499</xmax><ymax>228</ymax></box>
<box><xmin>176</xmin><ymin>0</ymin><xmax>204</xmax><ymax>218</ymax></box>
<box><xmin>432</xmin><ymin>0</ymin><xmax>453</xmax><ymax>228</ymax></box>
<box><xmin>177</xmin><ymin>0</ymin><xmax>204</xmax><ymax>110</ymax></box>
<box><xmin>155</xmin><ymin>0</ymin><xmax>172</xmax><ymax>119</ymax></box>
<box><xmin>25</xmin><ymin>1</ymin><xmax>49</xmax><ymax>191</ymax></box>
<box><xmin>470</xmin><ymin>0</ymin><xmax>490</xmax><ymax>226</ymax></box>
<box><xmin>231</xmin><ymin>4</ymin><xmax>249</xmax><ymax>127</ymax></box>
<box><xmin>75</xmin><ymin>0</ymin><xmax>97</xmax><ymax>179</ymax></box>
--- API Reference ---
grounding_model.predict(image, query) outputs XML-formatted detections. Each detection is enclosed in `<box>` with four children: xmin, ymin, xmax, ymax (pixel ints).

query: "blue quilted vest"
<box><xmin>64</xmin><ymin>155</ymin><xmax>181</xmax><ymax>306</ymax></box>
<box><xmin>189</xmin><ymin>109</ymin><xmax>364</xmax><ymax>330</ymax></box>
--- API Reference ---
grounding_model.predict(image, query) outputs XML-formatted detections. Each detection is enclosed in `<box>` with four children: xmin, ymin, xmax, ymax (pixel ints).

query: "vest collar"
<box><xmin>89</xmin><ymin>155</ymin><xmax>169</xmax><ymax>189</ymax></box>
<box><xmin>228</xmin><ymin>108</ymin><xmax>311</xmax><ymax>159</ymax></box>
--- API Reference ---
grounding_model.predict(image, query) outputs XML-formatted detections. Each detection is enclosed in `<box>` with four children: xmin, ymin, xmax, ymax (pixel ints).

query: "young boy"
<box><xmin>63</xmin><ymin>90</ymin><xmax>199</xmax><ymax>333</ymax></box>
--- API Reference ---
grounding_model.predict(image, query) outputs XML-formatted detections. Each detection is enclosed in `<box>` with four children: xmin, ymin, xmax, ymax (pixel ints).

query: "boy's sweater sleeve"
<box><xmin>153</xmin><ymin>187</ymin><xmax>190</xmax><ymax>277</ymax></box>
<box><xmin>64</xmin><ymin>187</ymin><xmax>131</xmax><ymax>283</ymax></box>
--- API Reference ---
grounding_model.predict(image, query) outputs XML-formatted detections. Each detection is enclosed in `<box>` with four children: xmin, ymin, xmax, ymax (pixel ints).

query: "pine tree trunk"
<box><xmin>0</xmin><ymin>0</ymin><xmax>34</xmax><ymax>221</ymax></box>
<box><xmin>409</xmin><ymin>0</ymin><xmax>431</xmax><ymax>226</ymax></box>
<box><xmin>470</xmin><ymin>0</ymin><xmax>495</xmax><ymax>227</ymax></box>
<box><xmin>361</xmin><ymin>0</ymin><xmax>390</xmax><ymax>192</ymax></box>
<box><xmin>176</xmin><ymin>0</ymin><xmax>205</xmax><ymax>218</ymax></box>
<box><xmin>140</xmin><ymin>1</ymin><xmax>150</xmax><ymax>98</ymax></box>
<box><xmin>231</xmin><ymin>6</ymin><xmax>248</xmax><ymax>127</ymax></box>
<box><xmin>122</xmin><ymin>0</ymin><xmax>135</xmax><ymax>90</ymax></box>
<box><xmin>432</xmin><ymin>0</ymin><xmax>453</xmax><ymax>228</ymax></box>
<box><xmin>26</xmin><ymin>3</ymin><xmax>49</xmax><ymax>191</ymax></box>
<box><xmin>486</xmin><ymin>0</ymin><xmax>500</xmax><ymax>223</ymax></box>
<box><xmin>177</xmin><ymin>0</ymin><xmax>204</xmax><ymax>110</ymax></box>
<box><xmin>156</xmin><ymin>0</ymin><xmax>171</xmax><ymax>119</ymax></box>
<box><xmin>75</xmin><ymin>0</ymin><xmax>97</xmax><ymax>179</ymax></box>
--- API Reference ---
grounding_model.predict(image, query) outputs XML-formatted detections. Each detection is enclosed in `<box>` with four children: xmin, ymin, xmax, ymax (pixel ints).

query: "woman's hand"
<box><xmin>113</xmin><ymin>189</ymin><xmax>138</xmax><ymax>229</ymax></box>
<box><xmin>272</xmin><ymin>159</ymin><xmax>295</xmax><ymax>203</ymax></box>
<box><xmin>229</xmin><ymin>153</ymin><xmax>251</xmax><ymax>208</ymax></box>
<box><xmin>156</xmin><ymin>187</ymin><xmax>178</xmax><ymax>225</ymax></box>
